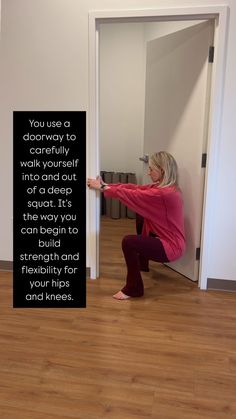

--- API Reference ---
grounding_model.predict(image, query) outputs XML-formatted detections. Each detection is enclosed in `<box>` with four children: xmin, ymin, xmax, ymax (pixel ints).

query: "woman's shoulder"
<box><xmin>141</xmin><ymin>184</ymin><xmax>182</xmax><ymax>197</ymax></box>
<box><xmin>154</xmin><ymin>184</ymin><xmax>180</xmax><ymax>192</ymax></box>
<box><xmin>155</xmin><ymin>185</ymin><xmax>183</xmax><ymax>198</ymax></box>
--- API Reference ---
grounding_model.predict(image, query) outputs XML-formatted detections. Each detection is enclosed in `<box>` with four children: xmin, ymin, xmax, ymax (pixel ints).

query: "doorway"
<box><xmin>99</xmin><ymin>19</ymin><xmax>214</xmax><ymax>283</ymax></box>
<box><xmin>88</xmin><ymin>6</ymin><xmax>229</xmax><ymax>288</ymax></box>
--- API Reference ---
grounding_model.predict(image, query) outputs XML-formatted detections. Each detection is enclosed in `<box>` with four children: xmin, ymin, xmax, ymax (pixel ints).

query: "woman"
<box><xmin>87</xmin><ymin>151</ymin><xmax>185</xmax><ymax>300</ymax></box>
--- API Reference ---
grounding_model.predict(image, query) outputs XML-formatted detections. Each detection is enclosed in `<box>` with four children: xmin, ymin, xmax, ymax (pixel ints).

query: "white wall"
<box><xmin>99</xmin><ymin>23</ymin><xmax>145</xmax><ymax>182</ymax></box>
<box><xmin>0</xmin><ymin>0</ymin><xmax>236</xmax><ymax>284</ymax></box>
<box><xmin>99</xmin><ymin>20</ymin><xmax>202</xmax><ymax>183</ymax></box>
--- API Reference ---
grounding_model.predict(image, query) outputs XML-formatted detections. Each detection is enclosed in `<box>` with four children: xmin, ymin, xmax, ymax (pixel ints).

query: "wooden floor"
<box><xmin>1</xmin><ymin>217</ymin><xmax>236</xmax><ymax>418</ymax></box>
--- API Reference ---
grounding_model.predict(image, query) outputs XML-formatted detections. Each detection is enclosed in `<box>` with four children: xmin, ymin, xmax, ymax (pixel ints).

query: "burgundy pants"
<box><xmin>121</xmin><ymin>234</ymin><xmax>169</xmax><ymax>297</ymax></box>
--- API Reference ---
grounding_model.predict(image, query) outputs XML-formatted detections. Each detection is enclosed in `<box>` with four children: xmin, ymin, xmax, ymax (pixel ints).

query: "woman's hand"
<box><xmin>96</xmin><ymin>175</ymin><xmax>107</xmax><ymax>186</ymax></box>
<box><xmin>87</xmin><ymin>177</ymin><xmax>101</xmax><ymax>190</ymax></box>
<box><xmin>87</xmin><ymin>176</ymin><xmax>109</xmax><ymax>191</ymax></box>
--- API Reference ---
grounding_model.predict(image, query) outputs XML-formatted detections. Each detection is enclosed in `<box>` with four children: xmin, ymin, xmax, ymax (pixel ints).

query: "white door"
<box><xmin>143</xmin><ymin>21</ymin><xmax>214</xmax><ymax>281</ymax></box>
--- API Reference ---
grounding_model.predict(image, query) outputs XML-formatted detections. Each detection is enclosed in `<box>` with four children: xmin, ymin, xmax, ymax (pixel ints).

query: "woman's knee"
<box><xmin>122</xmin><ymin>235</ymin><xmax>135</xmax><ymax>251</ymax></box>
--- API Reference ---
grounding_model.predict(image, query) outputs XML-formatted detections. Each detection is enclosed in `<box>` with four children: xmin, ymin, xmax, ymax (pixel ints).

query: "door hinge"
<box><xmin>139</xmin><ymin>154</ymin><xmax>149</xmax><ymax>163</ymax></box>
<box><xmin>208</xmin><ymin>46</ymin><xmax>214</xmax><ymax>63</ymax></box>
<box><xmin>201</xmin><ymin>153</ymin><xmax>207</xmax><ymax>168</ymax></box>
<box><xmin>196</xmin><ymin>247</ymin><xmax>201</xmax><ymax>261</ymax></box>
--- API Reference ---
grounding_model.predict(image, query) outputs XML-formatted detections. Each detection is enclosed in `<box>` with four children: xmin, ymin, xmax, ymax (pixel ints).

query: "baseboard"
<box><xmin>0</xmin><ymin>260</ymin><xmax>13</xmax><ymax>271</ymax></box>
<box><xmin>207</xmin><ymin>278</ymin><xmax>236</xmax><ymax>292</ymax></box>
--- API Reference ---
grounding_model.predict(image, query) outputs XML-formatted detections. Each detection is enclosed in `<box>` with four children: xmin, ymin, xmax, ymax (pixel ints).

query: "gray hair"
<box><xmin>149</xmin><ymin>151</ymin><xmax>179</xmax><ymax>187</ymax></box>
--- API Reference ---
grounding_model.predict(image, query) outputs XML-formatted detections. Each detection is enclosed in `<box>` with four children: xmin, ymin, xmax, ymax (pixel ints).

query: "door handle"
<box><xmin>139</xmin><ymin>154</ymin><xmax>149</xmax><ymax>163</ymax></box>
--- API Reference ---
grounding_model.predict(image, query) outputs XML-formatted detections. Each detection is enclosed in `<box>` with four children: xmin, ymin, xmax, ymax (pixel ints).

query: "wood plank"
<box><xmin>0</xmin><ymin>217</ymin><xmax>236</xmax><ymax>418</ymax></box>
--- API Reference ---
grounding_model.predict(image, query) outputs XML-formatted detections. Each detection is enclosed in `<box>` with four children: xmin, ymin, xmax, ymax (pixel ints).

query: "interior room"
<box><xmin>99</xmin><ymin>19</ymin><xmax>214</xmax><ymax>283</ymax></box>
<box><xmin>1</xmin><ymin>1</ymin><xmax>236</xmax><ymax>418</ymax></box>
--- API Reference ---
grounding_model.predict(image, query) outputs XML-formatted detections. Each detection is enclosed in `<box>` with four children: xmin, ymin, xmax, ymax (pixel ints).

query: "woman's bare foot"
<box><xmin>112</xmin><ymin>291</ymin><xmax>130</xmax><ymax>300</ymax></box>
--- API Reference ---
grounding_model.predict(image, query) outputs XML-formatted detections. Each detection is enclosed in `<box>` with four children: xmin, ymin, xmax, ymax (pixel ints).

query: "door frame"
<box><xmin>88</xmin><ymin>5</ymin><xmax>229</xmax><ymax>289</ymax></box>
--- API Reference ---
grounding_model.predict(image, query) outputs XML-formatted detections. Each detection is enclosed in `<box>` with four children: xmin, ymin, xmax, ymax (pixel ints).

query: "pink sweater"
<box><xmin>104</xmin><ymin>183</ymin><xmax>185</xmax><ymax>261</ymax></box>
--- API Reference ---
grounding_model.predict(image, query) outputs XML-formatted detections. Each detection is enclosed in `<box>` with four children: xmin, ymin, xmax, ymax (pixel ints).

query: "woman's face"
<box><xmin>148</xmin><ymin>164</ymin><xmax>163</xmax><ymax>183</ymax></box>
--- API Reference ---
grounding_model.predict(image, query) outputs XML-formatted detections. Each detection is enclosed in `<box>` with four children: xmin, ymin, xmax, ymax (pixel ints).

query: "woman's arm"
<box><xmin>103</xmin><ymin>185</ymin><xmax>164</xmax><ymax>221</ymax></box>
<box><xmin>87</xmin><ymin>176</ymin><xmax>150</xmax><ymax>191</ymax></box>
